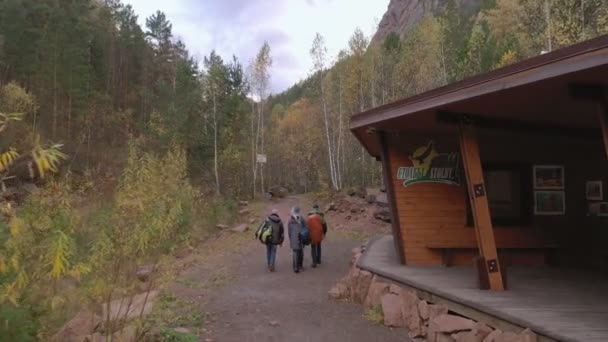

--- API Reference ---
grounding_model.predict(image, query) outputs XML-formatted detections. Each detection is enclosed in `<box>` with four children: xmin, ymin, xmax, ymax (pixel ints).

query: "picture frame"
<box><xmin>586</xmin><ymin>181</ymin><xmax>603</xmax><ymax>201</ymax></box>
<box><xmin>590</xmin><ymin>202</ymin><xmax>608</xmax><ymax>217</ymax></box>
<box><xmin>533</xmin><ymin>165</ymin><xmax>565</xmax><ymax>189</ymax></box>
<box><xmin>600</xmin><ymin>202</ymin><xmax>608</xmax><ymax>217</ymax></box>
<box><xmin>534</xmin><ymin>191</ymin><xmax>566</xmax><ymax>215</ymax></box>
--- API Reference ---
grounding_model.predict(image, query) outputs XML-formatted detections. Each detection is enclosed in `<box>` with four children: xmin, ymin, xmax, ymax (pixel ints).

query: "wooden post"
<box><xmin>598</xmin><ymin>101</ymin><xmax>608</xmax><ymax>160</ymax></box>
<box><xmin>458</xmin><ymin>118</ymin><xmax>505</xmax><ymax>291</ymax></box>
<box><xmin>378</xmin><ymin>131</ymin><xmax>406</xmax><ymax>264</ymax></box>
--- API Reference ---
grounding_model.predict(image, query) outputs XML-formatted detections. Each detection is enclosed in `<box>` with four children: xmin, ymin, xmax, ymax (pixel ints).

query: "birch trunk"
<box><xmin>212</xmin><ymin>87</ymin><xmax>220</xmax><ymax>195</ymax></box>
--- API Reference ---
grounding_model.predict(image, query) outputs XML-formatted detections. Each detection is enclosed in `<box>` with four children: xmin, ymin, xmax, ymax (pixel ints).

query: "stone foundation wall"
<box><xmin>328</xmin><ymin>245</ymin><xmax>538</xmax><ymax>342</ymax></box>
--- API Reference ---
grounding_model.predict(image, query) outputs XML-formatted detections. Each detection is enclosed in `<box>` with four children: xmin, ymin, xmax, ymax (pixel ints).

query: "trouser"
<box><xmin>311</xmin><ymin>243</ymin><xmax>322</xmax><ymax>265</ymax></box>
<box><xmin>266</xmin><ymin>244</ymin><xmax>277</xmax><ymax>267</ymax></box>
<box><xmin>292</xmin><ymin>249</ymin><xmax>303</xmax><ymax>271</ymax></box>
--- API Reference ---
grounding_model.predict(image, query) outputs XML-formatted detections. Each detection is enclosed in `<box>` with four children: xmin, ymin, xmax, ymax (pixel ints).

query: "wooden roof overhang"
<box><xmin>351</xmin><ymin>35</ymin><xmax>608</xmax><ymax>158</ymax></box>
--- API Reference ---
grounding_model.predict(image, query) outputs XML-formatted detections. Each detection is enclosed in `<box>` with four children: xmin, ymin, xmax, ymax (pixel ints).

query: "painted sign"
<box><xmin>256</xmin><ymin>154</ymin><xmax>267</xmax><ymax>164</ymax></box>
<box><xmin>397</xmin><ymin>141</ymin><xmax>461</xmax><ymax>187</ymax></box>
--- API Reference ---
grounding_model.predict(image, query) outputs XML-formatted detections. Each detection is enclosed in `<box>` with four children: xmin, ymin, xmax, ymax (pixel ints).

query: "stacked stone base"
<box><xmin>329</xmin><ymin>245</ymin><xmax>538</xmax><ymax>342</ymax></box>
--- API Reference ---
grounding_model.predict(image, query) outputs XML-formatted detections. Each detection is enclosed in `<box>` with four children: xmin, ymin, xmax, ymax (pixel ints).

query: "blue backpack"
<box><xmin>299</xmin><ymin>223</ymin><xmax>311</xmax><ymax>246</ymax></box>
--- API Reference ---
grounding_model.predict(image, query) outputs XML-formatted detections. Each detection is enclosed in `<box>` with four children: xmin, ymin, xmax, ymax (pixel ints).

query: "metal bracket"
<box><xmin>487</xmin><ymin>259</ymin><xmax>498</xmax><ymax>273</ymax></box>
<box><xmin>473</xmin><ymin>183</ymin><xmax>486</xmax><ymax>197</ymax></box>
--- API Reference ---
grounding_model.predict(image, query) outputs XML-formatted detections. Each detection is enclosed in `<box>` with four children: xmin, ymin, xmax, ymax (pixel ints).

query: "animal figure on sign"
<box><xmin>409</xmin><ymin>141</ymin><xmax>438</xmax><ymax>175</ymax></box>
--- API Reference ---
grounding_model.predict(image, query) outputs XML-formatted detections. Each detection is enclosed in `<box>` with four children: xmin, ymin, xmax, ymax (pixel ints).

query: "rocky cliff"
<box><xmin>371</xmin><ymin>0</ymin><xmax>483</xmax><ymax>45</ymax></box>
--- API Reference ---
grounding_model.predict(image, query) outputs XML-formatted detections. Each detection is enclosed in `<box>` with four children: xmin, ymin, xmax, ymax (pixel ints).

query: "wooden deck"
<box><xmin>359</xmin><ymin>236</ymin><xmax>608</xmax><ymax>342</ymax></box>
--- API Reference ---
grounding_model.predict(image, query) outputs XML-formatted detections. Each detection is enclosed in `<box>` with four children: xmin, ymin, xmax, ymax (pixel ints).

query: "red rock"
<box><xmin>452</xmin><ymin>323</ymin><xmax>494</xmax><ymax>342</ymax></box>
<box><xmin>354</xmin><ymin>270</ymin><xmax>373</xmax><ymax>304</ymax></box>
<box><xmin>494</xmin><ymin>331</ymin><xmax>519</xmax><ymax>342</ymax></box>
<box><xmin>482</xmin><ymin>329</ymin><xmax>503</xmax><ymax>342</ymax></box>
<box><xmin>388</xmin><ymin>284</ymin><xmax>402</xmax><ymax>294</ymax></box>
<box><xmin>519</xmin><ymin>329</ymin><xmax>537</xmax><ymax>342</ymax></box>
<box><xmin>401</xmin><ymin>289</ymin><xmax>423</xmax><ymax>337</ymax></box>
<box><xmin>429</xmin><ymin>303</ymin><xmax>449</xmax><ymax>321</ymax></box>
<box><xmin>363</xmin><ymin>278</ymin><xmax>390</xmax><ymax>309</ymax></box>
<box><xmin>430</xmin><ymin>314</ymin><xmax>476</xmax><ymax>334</ymax></box>
<box><xmin>418</xmin><ymin>300</ymin><xmax>430</xmax><ymax>320</ymax></box>
<box><xmin>381</xmin><ymin>293</ymin><xmax>405</xmax><ymax>327</ymax></box>
<box><xmin>328</xmin><ymin>283</ymin><xmax>349</xmax><ymax>300</ymax></box>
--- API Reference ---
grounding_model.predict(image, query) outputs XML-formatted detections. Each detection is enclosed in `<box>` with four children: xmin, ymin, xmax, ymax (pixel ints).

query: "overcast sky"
<box><xmin>123</xmin><ymin>0</ymin><xmax>389</xmax><ymax>94</ymax></box>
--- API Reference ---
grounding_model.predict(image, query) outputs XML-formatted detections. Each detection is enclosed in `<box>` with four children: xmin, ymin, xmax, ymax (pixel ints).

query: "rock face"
<box><xmin>381</xmin><ymin>293</ymin><xmax>404</xmax><ymax>327</ymax></box>
<box><xmin>371</xmin><ymin>0</ymin><xmax>484</xmax><ymax>45</ymax></box>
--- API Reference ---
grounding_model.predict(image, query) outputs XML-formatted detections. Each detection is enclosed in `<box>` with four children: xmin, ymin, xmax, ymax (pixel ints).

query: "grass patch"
<box><xmin>159</xmin><ymin>328</ymin><xmax>199</xmax><ymax>342</ymax></box>
<box><xmin>365</xmin><ymin>305</ymin><xmax>384</xmax><ymax>325</ymax></box>
<box><xmin>145</xmin><ymin>293</ymin><xmax>206</xmax><ymax>336</ymax></box>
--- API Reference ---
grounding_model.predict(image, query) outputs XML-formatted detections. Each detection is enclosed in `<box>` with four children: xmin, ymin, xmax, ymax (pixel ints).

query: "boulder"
<box><xmin>249</xmin><ymin>218</ymin><xmax>256</xmax><ymax>224</ymax></box>
<box><xmin>353</xmin><ymin>270</ymin><xmax>373</xmax><ymax>304</ymax></box>
<box><xmin>388</xmin><ymin>284</ymin><xmax>402</xmax><ymax>294</ymax></box>
<box><xmin>174</xmin><ymin>327</ymin><xmax>191</xmax><ymax>334</ymax></box>
<box><xmin>401</xmin><ymin>288</ymin><xmax>423</xmax><ymax>338</ymax></box>
<box><xmin>429</xmin><ymin>303</ymin><xmax>449</xmax><ymax>321</ymax></box>
<box><xmin>452</xmin><ymin>323</ymin><xmax>493</xmax><ymax>342</ymax></box>
<box><xmin>351</xmin><ymin>252</ymin><xmax>363</xmax><ymax>267</ymax></box>
<box><xmin>366</xmin><ymin>194</ymin><xmax>377</xmax><ymax>204</ymax></box>
<box><xmin>482</xmin><ymin>329</ymin><xmax>503</xmax><ymax>342</ymax></box>
<box><xmin>102</xmin><ymin>290</ymin><xmax>159</xmax><ymax>323</ymax></box>
<box><xmin>518</xmin><ymin>328</ymin><xmax>538</xmax><ymax>342</ymax></box>
<box><xmin>418</xmin><ymin>300</ymin><xmax>430</xmax><ymax>320</ymax></box>
<box><xmin>494</xmin><ymin>331</ymin><xmax>520</xmax><ymax>342</ymax></box>
<box><xmin>435</xmin><ymin>333</ymin><xmax>457</xmax><ymax>342</ymax></box>
<box><xmin>326</xmin><ymin>202</ymin><xmax>337</xmax><ymax>211</ymax></box>
<box><xmin>135</xmin><ymin>264</ymin><xmax>154</xmax><ymax>282</ymax></box>
<box><xmin>52</xmin><ymin>310</ymin><xmax>101</xmax><ymax>342</ymax></box>
<box><xmin>363</xmin><ymin>278</ymin><xmax>390</xmax><ymax>309</ymax></box>
<box><xmin>429</xmin><ymin>314</ymin><xmax>476</xmax><ymax>334</ymax></box>
<box><xmin>231</xmin><ymin>224</ymin><xmax>249</xmax><ymax>233</ymax></box>
<box><xmin>381</xmin><ymin>293</ymin><xmax>404</xmax><ymax>327</ymax></box>
<box><xmin>238</xmin><ymin>208</ymin><xmax>250</xmax><ymax>215</ymax></box>
<box><xmin>356</xmin><ymin>187</ymin><xmax>368</xmax><ymax>199</ymax></box>
<box><xmin>239</xmin><ymin>200</ymin><xmax>249</xmax><ymax>206</ymax></box>
<box><xmin>328</xmin><ymin>282</ymin><xmax>349</xmax><ymax>300</ymax></box>
<box><xmin>215</xmin><ymin>224</ymin><xmax>228</xmax><ymax>230</ymax></box>
<box><xmin>351</xmin><ymin>246</ymin><xmax>362</xmax><ymax>255</ymax></box>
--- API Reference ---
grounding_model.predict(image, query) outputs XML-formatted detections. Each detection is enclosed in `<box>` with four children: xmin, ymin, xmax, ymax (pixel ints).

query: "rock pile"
<box><xmin>328</xmin><ymin>246</ymin><xmax>538</xmax><ymax>342</ymax></box>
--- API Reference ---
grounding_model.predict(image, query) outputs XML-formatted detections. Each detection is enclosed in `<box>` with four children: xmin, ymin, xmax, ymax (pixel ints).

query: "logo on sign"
<box><xmin>397</xmin><ymin>141</ymin><xmax>461</xmax><ymax>187</ymax></box>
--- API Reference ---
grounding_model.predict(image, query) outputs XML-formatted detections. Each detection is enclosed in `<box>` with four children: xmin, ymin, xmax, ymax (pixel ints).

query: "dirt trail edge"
<box><xmin>173</xmin><ymin>196</ymin><xmax>406</xmax><ymax>342</ymax></box>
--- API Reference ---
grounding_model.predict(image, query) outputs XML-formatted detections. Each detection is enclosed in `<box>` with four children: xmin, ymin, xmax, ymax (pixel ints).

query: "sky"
<box><xmin>123</xmin><ymin>0</ymin><xmax>390</xmax><ymax>94</ymax></box>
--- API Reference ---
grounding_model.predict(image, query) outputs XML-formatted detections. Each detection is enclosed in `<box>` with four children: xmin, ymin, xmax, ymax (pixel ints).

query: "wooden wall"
<box><xmin>386</xmin><ymin>129</ymin><xmax>608</xmax><ymax>270</ymax></box>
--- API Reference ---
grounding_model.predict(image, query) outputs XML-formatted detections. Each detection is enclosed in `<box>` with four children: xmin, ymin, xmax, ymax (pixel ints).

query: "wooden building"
<box><xmin>351</xmin><ymin>36</ymin><xmax>608</xmax><ymax>291</ymax></box>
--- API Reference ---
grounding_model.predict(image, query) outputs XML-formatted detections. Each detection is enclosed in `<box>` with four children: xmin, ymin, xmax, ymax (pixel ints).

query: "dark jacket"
<box><xmin>288</xmin><ymin>214</ymin><xmax>306</xmax><ymax>250</ymax></box>
<box><xmin>266</xmin><ymin>213</ymin><xmax>284</xmax><ymax>245</ymax></box>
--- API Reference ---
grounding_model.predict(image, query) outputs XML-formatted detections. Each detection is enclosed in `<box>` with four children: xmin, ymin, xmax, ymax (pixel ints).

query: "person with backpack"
<box><xmin>257</xmin><ymin>209</ymin><xmax>284</xmax><ymax>272</ymax></box>
<box><xmin>307</xmin><ymin>204</ymin><xmax>328</xmax><ymax>267</ymax></box>
<box><xmin>288</xmin><ymin>206</ymin><xmax>308</xmax><ymax>273</ymax></box>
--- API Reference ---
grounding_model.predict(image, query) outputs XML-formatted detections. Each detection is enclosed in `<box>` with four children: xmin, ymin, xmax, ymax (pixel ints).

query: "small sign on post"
<box><xmin>256</xmin><ymin>154</ymin><xmax>267</xmax><ymax>164</ymax></box>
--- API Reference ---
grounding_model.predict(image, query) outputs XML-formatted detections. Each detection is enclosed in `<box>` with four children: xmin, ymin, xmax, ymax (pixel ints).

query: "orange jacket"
<box><xmin>306</xmin><ymin>214</ymin><xmax>324</xmax><ymax>245</ymax></box>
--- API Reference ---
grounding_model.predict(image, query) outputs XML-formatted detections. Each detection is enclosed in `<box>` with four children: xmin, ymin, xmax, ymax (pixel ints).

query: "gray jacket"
<box><xmin>288</xmin><ymin>214</ymin><xmax>306</xmax><ymax>250</ymax></box>
<box><xmin>266</xmin><ymin>213</ymin><xmax>284</xmax><ymax>245</ymax></box>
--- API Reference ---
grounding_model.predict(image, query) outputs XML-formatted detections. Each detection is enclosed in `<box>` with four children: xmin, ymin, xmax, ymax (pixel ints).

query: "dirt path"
<box><xmin>171</xmin><ymin>196</ymin><xmax>406</xmax><ymax>342</ymax></box>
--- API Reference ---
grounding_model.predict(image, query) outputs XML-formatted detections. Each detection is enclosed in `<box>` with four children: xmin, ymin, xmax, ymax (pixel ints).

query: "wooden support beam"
<box><xmin>437</xmin><ymin>111</ymin><xmax>600</xmax><ymax>140</ymax></box>
<box><xmin>598</xmin><ymin>101</ymin><xmax>608</xmax><ymax>160</ymax></box>
<box><xmin>458</xmin><ymin>118</ymin><xmax>505</xmax><ymax>291</ymax></box>
<box><xmin>378</xmin><ymin>131</ymin><xmax>406</xmax><ymax>264</ymax></box>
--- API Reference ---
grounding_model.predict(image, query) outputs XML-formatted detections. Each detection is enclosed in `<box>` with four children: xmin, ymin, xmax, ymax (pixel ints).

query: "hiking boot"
<box><xmin>312</xmin><ymin>263</ymin><xmax>317</xmax><ymax>268</ymax></box>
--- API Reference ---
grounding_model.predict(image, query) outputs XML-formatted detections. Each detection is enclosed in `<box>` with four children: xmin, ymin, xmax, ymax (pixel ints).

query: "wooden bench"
<box><xmin>426</xmin><ymin>242</ymin><xmax>560</xmax><ymax>267</ymax></box>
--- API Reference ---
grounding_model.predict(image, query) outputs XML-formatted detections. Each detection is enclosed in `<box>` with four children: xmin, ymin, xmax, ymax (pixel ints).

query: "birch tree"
<box><xmin>310</xmin><ymin>33</ymin><xmax>339</xmax><ymax>191</ymax></box>
<box><xmin>250</xmin><ymin>42</ymin><xmax>272</xmax><ymax>195</ymax></box>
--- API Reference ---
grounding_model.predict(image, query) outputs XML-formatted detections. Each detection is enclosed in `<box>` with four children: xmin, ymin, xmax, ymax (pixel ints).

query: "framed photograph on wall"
<box><xmin>599</xmin><ymin>202</ymin><xmax>608</xmax><ymax>217</ymax></box>
<box><xmin>534</xmin><ymin>191</ymin><xmax>566</xmax><ymax>215</ymax></box>
<box><xmin>586</xmin><ymin>181</ymin><xmax>603</xmax><ymax>201</ymax></box>
<box><xmin>533</xmin><ymin>165</ymin><xmax>565</xmax><ymax>189</ymax></box>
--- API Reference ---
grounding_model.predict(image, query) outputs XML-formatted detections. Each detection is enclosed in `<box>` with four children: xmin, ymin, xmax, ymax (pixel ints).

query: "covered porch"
<box><xmin>360</xmin><ymin>236</ymin><xmax>608</xmax><ymax>342</ymax></box>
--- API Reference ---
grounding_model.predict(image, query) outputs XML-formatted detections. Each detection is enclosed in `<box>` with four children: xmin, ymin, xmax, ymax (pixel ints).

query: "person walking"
<box><xmin>264</xmin><ymin>209</ymin><xmax>284</xmax><ymax>272</ymax></box>
<box><xmin>288</xmin><ymin>206</ymin><xmax>307</xmax><ymax>273</ymax></box>
<box><xmin>307</xmin><ymin>204</ymin><xmax>328</xmax><ymax>267</ymax></box>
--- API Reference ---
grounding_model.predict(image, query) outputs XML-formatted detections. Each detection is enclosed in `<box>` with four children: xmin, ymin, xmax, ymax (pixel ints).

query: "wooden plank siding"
<box><xmin>385</xmin><ymin>130</ymin><xmax>608</xmax><ymax>270</ymax></box>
